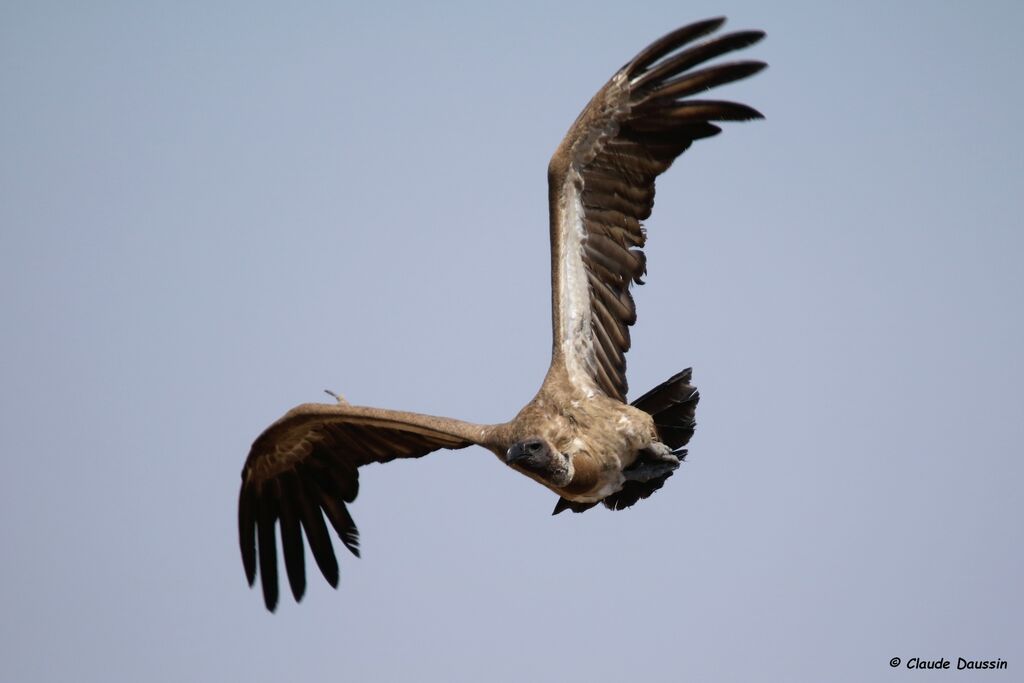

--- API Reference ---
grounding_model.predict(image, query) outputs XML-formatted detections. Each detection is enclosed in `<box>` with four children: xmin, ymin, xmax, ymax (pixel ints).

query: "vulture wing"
<box><xmin>546</xmin><ymin>18</ymin><xmax>765</xmax><ymax>401</ymax></box>
<box><xmin>238</xmin><ymin>402</ymin><xmax>491</xmax><ymax>611</ymax></box>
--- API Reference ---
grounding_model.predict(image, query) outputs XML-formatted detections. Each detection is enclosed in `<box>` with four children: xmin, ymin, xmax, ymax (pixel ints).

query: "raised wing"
<box><xmin>546</xmin><ymin>18</ymin><xmax>765</xmax><ymax>400</ymax></box>
<box><xmin>238</xmin><ymin>402</ymin><xmax>491</xmax><ymax>611</ymax></box>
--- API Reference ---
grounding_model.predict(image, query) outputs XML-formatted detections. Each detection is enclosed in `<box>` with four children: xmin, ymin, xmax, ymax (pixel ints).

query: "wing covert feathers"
<box><xmin>238</xmin><ymin>403</ymin><xmax>488</xmax><ymax>611</ymax></box>
<box><xmin>547</xmin><ymin>18</ymin><xmax>764</xmax><ymax>401</ymax></box>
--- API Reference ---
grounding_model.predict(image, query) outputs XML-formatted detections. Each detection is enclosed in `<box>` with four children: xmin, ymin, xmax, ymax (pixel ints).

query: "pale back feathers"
<box><xmin>546</xmin><ymin>17</ymin><xmax>765</xmax><ymax>401</ymax></box>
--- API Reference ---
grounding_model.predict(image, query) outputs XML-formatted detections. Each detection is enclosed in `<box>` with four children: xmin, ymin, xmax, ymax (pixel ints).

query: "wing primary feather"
<box><xmin>638</xmin><ymin>61</ymin><xmax>767</xmax><ymax>106</ymax></box>
<box><xmin>277</xmin><ymin>472</ymin><xmax>307</xmax><ymax>602</ymax></box>
<box><xmin>630</xmin><ymin>31</ymin><xmax>766</xmax><ymax>91</ymax></box>
<box><xmin>297</xmin><ymin>474</ymin><xmax>340</xmax><ymax>588</ymax></box>
<box><xmin>238</xmin><ymin>481</ymin><xmax>258</xmax><ymax>586</ymax></box>
<box><xmin>624</xmin><ymin>17</ymin><xmax>726</xmax><ymax>74</ymax></box>
<box><xmin>257</xmin><ymin>484</ymin><xmax>281</xmax><ymax>611</ymax></box>
<box><xmin>619</xmin><ymin>120</ymin><xmax>719</xmax><ymax>140</ymax></box>
<box><xmin>662</xmin><ymin>100</ymin><xmax>764</xmax><ymax>122</ymax></box>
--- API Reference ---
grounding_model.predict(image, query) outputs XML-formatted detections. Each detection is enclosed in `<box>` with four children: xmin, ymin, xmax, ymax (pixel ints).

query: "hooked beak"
<box><xmin>505</xmin><ymin>443</ymin><xmax>528</xmax><ymax>464</ymax></box>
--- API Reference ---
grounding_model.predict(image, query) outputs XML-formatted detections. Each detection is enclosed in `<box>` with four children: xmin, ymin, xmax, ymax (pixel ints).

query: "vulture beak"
<box><xmin>506</xmin><ymin>443</ymin><xmax>526</xmax><ymax>464</ymax></box>
<box><xmin>506</xmin><ymin>440</ymin><xmax>543</xmax><ymax>465</ymax></box>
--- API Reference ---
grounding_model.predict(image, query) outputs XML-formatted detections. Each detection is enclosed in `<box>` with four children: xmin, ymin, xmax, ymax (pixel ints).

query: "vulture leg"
<box><xmin>623</xmin><ymin>446</ymin><xmax>680</xmax><ymax>483</ymax></box>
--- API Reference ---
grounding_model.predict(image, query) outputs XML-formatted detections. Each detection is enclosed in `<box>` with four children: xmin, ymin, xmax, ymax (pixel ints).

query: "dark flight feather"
<box><xmin>238</xmin><ymin>404</ymin><xmax>482</xmax><ymax>610</ymax></box>
<box><xmin>602</xmin><ymin>471</ymin><xmax>675</xmax><ymax>511</ymax></box>
<box><xmin>552</xmin><ymin>497</ymin><xmax>600</xmax><ymax>515</ymax></box>
<box><xmin>547</xmin><ymin>18</ymin><xmax>764</xmax><ymax>402</ymax></box>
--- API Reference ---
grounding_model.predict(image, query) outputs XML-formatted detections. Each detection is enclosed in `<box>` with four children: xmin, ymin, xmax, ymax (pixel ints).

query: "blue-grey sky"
<box><xmin>2</xmin><ymin>2</ymin><xmax>1022</xmax><ymax>681</ymax></box>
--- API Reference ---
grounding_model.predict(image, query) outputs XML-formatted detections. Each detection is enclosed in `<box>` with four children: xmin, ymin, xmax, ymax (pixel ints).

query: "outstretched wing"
<box><xmin>546</xmin><ymin>18</ymin><xmax>765</xmax><ymax>401</ymax></box>
<box><xmin>238</xmin><ymin>402</ymin><xmax>490</xmax><ymax>611</ymax></box>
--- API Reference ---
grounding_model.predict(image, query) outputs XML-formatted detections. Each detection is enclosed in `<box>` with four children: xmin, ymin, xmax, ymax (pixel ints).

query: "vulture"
<box><xmin>239</xmin><ymin>17</ymin><xmax>765</xmax><ymax>610</ymax></box>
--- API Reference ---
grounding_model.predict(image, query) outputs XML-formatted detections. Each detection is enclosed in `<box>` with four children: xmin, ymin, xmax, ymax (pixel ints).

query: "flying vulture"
<box><xmin>239</xmin><ymin>17</ymin><xmax>765</xmax><ymax>610</ymax></box>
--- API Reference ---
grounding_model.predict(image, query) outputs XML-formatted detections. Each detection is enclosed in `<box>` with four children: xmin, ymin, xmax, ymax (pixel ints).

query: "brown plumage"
<box><xmin>239</xmin><ymin>17</ymin><xmax>764</xmax><ymax>610</ymax></box>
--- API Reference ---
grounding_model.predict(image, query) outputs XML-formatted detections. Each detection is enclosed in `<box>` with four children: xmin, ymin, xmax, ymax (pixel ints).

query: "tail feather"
<box><xmin>631</xmin><ymin>368</ymin><xmax>699</xmax><ymax>451</ymax></box>
<box><xmin>552</xmin><ymin>369</ymin><xmax>700</xmax><ymax>515</ymax></box>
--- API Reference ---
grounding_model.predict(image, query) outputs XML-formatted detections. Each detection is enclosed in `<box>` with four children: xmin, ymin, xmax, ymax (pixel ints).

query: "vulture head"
<box><xmin>506</xmin><ymin>438</ymin><xmax>573</xmax><ymax>487</ymax></box>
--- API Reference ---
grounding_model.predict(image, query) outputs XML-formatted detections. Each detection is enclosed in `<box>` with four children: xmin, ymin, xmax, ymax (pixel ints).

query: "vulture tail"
<box><xmin>630</xmin><ymin>368</ymin><xmax>700</xmax><ymax>455</ymax></box>
<box><xmin>554</xmin><ymin>369</ymin><xmax>700</xmax><ymax>515</ymax></box>
<box><xmin>596</xmin><ymin>369</ymin><xmax>700</xmax><ymax>512</ymax></box>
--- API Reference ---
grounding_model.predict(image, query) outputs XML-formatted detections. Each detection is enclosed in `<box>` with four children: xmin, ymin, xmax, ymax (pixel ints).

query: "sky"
<box><xmin>2</xmin><ymin>2</ymin><xmax>1023</xmax><ymax>681</ymax></box>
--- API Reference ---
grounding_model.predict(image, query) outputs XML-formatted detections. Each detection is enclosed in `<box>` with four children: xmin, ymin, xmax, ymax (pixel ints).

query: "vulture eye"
<box><xmin>526</xmin><ymin>441</ymin><xmax>543</xmax><ymax>453</ymax></box>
